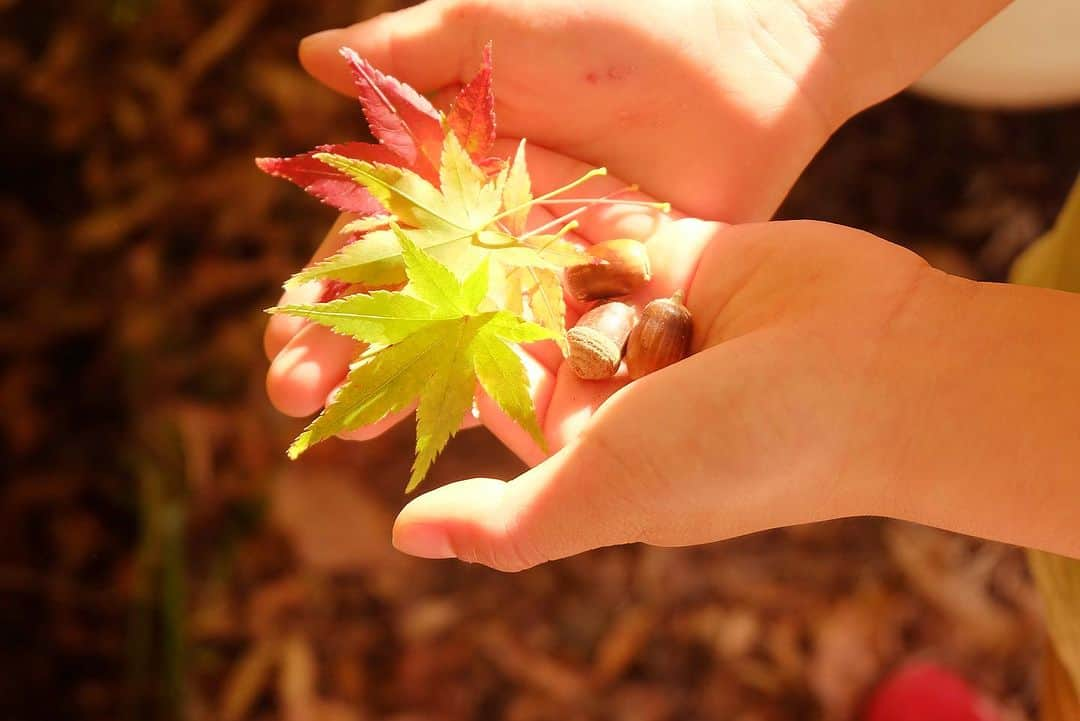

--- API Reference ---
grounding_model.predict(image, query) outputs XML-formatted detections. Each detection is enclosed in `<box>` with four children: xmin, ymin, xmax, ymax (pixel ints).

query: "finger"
<box><xmin>266</xmin><ymin>324</ymin><xmax>359</xmax><ymax>417</ymax></box>
<box><xmin>336</xmin><ymin>404</ymin><xmax>415</xmax><ymax>442</ymax></box>
<box><xmin>631</xmin><ymin>217</ymin><xmax>718</xmax><ymax>304</ymax></box>
<box><xmin>543</xmin><ymin>363</ymin><xmax>629</xmax><ymax>451</ymax></box>
<box><xmin>264</xmin><ymin>280</ymin><xmax>324</xmax><ymax>359</ymax></box>
<box><xmin>264</xmin><ymin>214</ymin><xmax>355</xmax><ymax>358</ymax></box>
<box><xmin>299</xmin><ymin>0</ymin><xmax>474</xmax><ymax>98</ymax></box>
<box><xmin>475</xmin><ymin>348</ymin><xmax>556</xmax><ymax>466</ymax></box>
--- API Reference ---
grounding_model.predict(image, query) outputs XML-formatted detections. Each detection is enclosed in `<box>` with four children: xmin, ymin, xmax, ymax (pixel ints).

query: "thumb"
<box><xmin>299</xmin><ymin>0</ymin><xmax>476</xmax><ymax>97</ymax></box>
<box><xmin>391</xmin><ymin>357</ymin><xmax>728</xmax><ymax>571</ymax></box>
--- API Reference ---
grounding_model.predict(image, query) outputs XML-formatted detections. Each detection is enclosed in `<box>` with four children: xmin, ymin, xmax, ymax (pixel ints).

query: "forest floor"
<box><xmin>1</xmin><ymin>1</ymin><xmax>1078</xmax><ymax>720</ymax></box>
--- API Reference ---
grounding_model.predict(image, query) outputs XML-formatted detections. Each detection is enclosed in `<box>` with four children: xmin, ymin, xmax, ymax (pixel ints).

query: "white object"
<box><xmin>913</xmin><ymin>0</ymin><xmax>1080</xmax><ymax>108</ymax></box>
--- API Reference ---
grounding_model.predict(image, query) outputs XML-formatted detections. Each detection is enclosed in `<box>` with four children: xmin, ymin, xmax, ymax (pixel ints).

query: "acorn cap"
<box><xmin>565</xmin><ymin>301</ymin><xmax>636</xmax><ymax>380</ymax></box>
<box><xmin>567</xmin><ymin>327</ymin><xmax>622</xmax><ymax>379</ymax></box>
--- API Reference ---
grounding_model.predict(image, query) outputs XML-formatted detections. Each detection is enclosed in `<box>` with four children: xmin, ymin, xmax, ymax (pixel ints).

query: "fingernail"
<box><xmin>393</xmin><ymin>524</ymin><xmax>455</xmax><ymax>559</ymax></box>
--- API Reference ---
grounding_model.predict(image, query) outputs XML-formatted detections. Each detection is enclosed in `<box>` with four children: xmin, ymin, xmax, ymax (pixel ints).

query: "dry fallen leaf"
<box><xmin>272</xmin><ymin>467</ymin><xmax>396</xmax><ymax>571</ymax></box>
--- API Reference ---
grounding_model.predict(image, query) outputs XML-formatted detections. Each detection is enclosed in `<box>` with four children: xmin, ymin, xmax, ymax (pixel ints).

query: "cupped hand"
<box><xmin>266</xmin><ymin>142</ymin><xmax>949</xmax><ymax>571</ymax></box>
<box><xmin>394</xmin><ymin>222</ymin><xmax>942</xmax><ymax>571</ymax></box>
<box><xmin>298</xmin><ymin>0</ymin><xmax>846</xmax><ymax>222</ymax></box>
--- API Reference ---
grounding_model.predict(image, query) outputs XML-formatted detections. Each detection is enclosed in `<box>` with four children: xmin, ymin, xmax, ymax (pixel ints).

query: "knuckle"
<box><xmin>495</xmin><ymin>516</ymin><xmax>548</xmax><ymax>572</ymax></box>
<box><xmin>448</xmin><ymin>511</ymin><xmax>547</xmax><ymax>573</ymax></box>
<box><xmin>452</xmin><ymin>538</ymin><xmax>533</xmax><ymax>573</ymax></box>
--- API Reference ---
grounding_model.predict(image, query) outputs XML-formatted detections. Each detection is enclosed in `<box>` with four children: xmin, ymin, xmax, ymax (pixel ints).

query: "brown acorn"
<box><xmin>564</xmin><ymin>238</ymin><xmax>651</xmax><ymax>301</ymax></box>
<box><xmin>625</xmin><ymin>291</ymin><xmax>692</xmax><ymax>379</ymax></box>
<box><xmin>566</xmin><ymin>301</ymin><xmax>636</xmax><ymax>380</ymax></box>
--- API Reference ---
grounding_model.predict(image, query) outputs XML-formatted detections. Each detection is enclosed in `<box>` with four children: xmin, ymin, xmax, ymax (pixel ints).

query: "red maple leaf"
<box><xmin>257</xmin><ymin>45</ymin><xmax>498</xmax><ymax>301</ymax></box>
<box><xmin>255</xmin><ymin>141</ymin><xmax>400</xmax><ymax>215</ymax></box>
<box><xmin>257</xmin><ymin>45</ymin><xmax>496</xmax><ymax>213</ymax></box>
<box><xmin>446</xmin><ymin>43</ymin><xmax>496</xmax><ymax>160</ymax></box>
<box><xmin>340</xmin><ymin>47</ymin><xmax>444</xmax><ymax>183</ymax></box>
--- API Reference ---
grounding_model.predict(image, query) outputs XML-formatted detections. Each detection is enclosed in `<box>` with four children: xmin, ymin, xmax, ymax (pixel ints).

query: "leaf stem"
<box><xmin>533</xmin><ymin>220</ymin><xmax>579</xmax><ymax>252</ymax></box>
<box><xmin>472</xmin><ymin>233</ymin><xmax>520</xmax><ymax>250</ymax></box>
<box><xmin>527</xmin><ymin>198</ymin><xmax>671</xmax><ymax>212</ymax></box>
<box><xmin>519</xmin><ymin>186</ymin><xmax>641</xmax><ymax>239</ymax></box>
<box><xmin>489</xmin><ymin>167</ymin><xmax>607</xmax><ymax>226</ymax></box>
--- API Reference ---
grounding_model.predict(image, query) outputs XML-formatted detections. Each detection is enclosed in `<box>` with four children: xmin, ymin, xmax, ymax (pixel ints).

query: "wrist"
<box><xmin>859</xmin><ymin>268</ymin><xmax>980</xmax><ymax>523</ymax></box>
<box><xmin>869</xmin><ymin>274</ymin><xmax>1080</xmax><ymax>556</ymax></box>
<box><xmin>825</xmin><ymin>263</ymin><xmax>973</xmax><ymax>524</ymax></box>
<box><xmin>791</xmin><ymin>0</ymin><xmax>1014</xmax><ymax>123</ymax></box>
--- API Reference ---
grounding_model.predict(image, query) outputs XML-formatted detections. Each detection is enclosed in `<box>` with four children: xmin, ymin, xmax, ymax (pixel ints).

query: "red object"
<box><xmin>255</xmin><ymin>142</ymin><xmax>399</xmax><ymax>215</ymax></box>
<box><xmin>862</xmin><ymin>663</ymin><xmax>1002</xmax><ymax>721</ymax></box>
<box><xmin>341</xmin><ymin>47</ymin><xmax>445</xmax><ymax>181</ymax></box>
<box><xmin>446</xmin><ymin>42</ymin><xmax>496</xmax><ymax>158</ymax></box>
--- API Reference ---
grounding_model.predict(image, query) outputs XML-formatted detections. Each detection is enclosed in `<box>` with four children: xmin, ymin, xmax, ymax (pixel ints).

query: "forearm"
<box><xmin>884</xmin><ymin>274</ymin><xmax>1080</xmax><ymax>557</ymax></box>
<box><xmin>709</xmin><ymin>0</ymin><xmax>1011</xmax><ymax>219</ymax></box>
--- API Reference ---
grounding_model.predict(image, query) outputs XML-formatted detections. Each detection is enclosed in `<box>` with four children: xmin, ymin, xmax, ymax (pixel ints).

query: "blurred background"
<box><xmin>1</xmin><ymin>1</ymin><xmax>1078</xmax><ymax>720</ymax></box>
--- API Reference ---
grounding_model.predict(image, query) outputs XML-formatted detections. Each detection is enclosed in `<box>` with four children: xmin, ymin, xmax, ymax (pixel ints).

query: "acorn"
<box><xmin>566</xmin><ymin>301</ymin><xmax>636</xmax><ymax>380</ymax></box>
<box><xmin>625</xmin><ymin>291</ymin><xmax>692</xmax><ymax>379</ymax></box>
<box><xmin>564</xmin><ymin>239</ymin><xmax>651</xmax><ymax>301</ymax></box>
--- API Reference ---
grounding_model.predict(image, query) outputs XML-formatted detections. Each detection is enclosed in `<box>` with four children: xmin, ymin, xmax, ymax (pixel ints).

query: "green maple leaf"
<box><xmin>261</xmin><ymin>49</ymin><xmax>676</xmax><ymax>492</ymax></box>
<box><xmin>289</xmin><ymin>132</ymin><xmax>507</xmax><ymax>288</ymax></box>
<box><xmin>501</xmin><ymin>139</ymin><xmax>532</xmax><ymax>235</ymax></box>
<box><xmin>493</xmin><ymin>265</ymin><xmax>568</xmax><ymax>352</ymax></box>
<box><xmin>272</xmin><ymin>224</ymin><xmax>555</xmax><ymax>491</ymax></box>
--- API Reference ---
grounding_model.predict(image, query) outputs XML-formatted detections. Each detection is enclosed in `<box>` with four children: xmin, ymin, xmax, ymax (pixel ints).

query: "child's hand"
<box><xmin>298</xmin><ymin>0</ymin><xmax>840</xmax><ymax>222</ymax></box>
<box><xmin>261</xmin><ymin>142</ymin><xmax>955</xmax><ymax>565</ymax></box>
<box><xmin>298</xmin><ymin>0</ymin><xmax>1009</xmax><ymax>221</ymax></box>
<box><xmin>389</xmin><ymin>185</ymin><xmax>1080</xmax><ymax>570</ymax></box>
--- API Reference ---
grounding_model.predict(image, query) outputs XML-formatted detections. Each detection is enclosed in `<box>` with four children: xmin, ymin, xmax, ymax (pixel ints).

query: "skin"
<box><xmin>294</xmin><ymin>0</ymin><xmax>1011</xmax><ymax>222</ymax></box>
<box><xmin>262</xmin><ymin>0</ymin><xmax>1080</xmax><ymax>571</ymax></box>
<box><xmin>390</xmin><ymin>210</ymin><xmax>1080</xmax><ymax>569</ymax></box>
